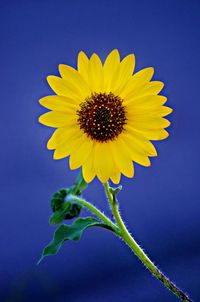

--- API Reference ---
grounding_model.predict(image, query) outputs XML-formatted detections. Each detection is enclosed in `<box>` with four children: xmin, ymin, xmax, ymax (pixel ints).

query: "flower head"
<box><xmin>39</xmin><ymin>50</ymin><xmax>172</xmax><ymax>184</ymax></box>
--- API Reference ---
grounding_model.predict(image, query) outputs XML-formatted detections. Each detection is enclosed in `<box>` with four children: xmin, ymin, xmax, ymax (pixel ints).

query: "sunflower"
<box><xmin>39</xmin><ymin>49</ymin><xmax>172</xmax><ymax>184</ymax></box>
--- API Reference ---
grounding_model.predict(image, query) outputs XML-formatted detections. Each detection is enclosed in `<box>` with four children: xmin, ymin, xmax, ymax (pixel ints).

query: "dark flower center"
<box><xmin>77</xmin><ymin>92</ymin><xmax>127</xmax><ymax>142</ymax></box>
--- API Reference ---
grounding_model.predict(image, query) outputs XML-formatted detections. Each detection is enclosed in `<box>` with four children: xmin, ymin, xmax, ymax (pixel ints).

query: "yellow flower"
<box><xmin>39</xmin><ymin>49</ymin><xmax>172</xmax><ymax>184</ymax></box>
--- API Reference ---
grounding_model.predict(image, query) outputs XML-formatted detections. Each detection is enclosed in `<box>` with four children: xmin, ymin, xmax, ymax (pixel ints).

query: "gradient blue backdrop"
<box><xmin>1</xmin><ymin>0</ymin><xmax>200</xmax><ymax>301</ymax></box>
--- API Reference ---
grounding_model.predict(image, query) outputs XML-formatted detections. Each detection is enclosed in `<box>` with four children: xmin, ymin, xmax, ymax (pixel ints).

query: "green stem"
<box><xmin>104</xmin><ymin>182</ymin><xmax>192</xmax><ymax>302</ymax></box>
<box><xmin>66</xmin><ymin>194</ymin><xmax>119</xmax><ymax>233</ymax></box>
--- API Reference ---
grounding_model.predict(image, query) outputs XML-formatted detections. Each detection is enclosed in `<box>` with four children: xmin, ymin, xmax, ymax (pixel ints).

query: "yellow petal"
<box><xmin>69</xmin><ymin>136</ymin><xmax>93</xmax><ymax>169</ymax></box>
<box><xmin>130</xmin><ymin>128</ymin><xmax>169</xmax><ymax>140</ymax></box>
<box><xmin>113</xmin><ymin>54</ymin><xmax>135</xmax><ymax>93</ymax></box>
<box><xmin>59</xmin><ymin>64</ymin><xmax>91</xmax><ymax>98</ymax></box>
<box><xmin>47</xmin><ymin>128</ymin><xmax>69</xmax><ymax>150</ymax></box>
<box><xmin>104</xmin><ymin>49</ymin><xmax>120</xmax><ymax>93</ymax></box>
<box><xmin>128</xmin><ymin>116</ymin><xmax>171</xmax><ymax>129</ymax></box>
<box><xmin>155</xmin><ymin>106</ymin><xmax>172</xmax><ymax>117</ymax></box>
<box><xmin>39</xmin><ymin>95</ymin><xmax>78</xmax><ymax>111</ymax></box>
<box><xmin>140</xmin><ymin>81</ymin><xmax>164</xmax><ymax>95</ymax></box>
<box><xmin>82</xmin><ymin>152</ymin><xmax>96</xmax><ymax>183</ymax></box>
<box><xmin>110</xmin><ymin>138</ymin><xmax>134</xmax><ymax>178</ymax></box>
<box><xmin>78</xmin><ymin>51</ymin><xmax>89</xmax><ymax>83</ymax></box>
<box><xmin>129</xmin><ymin>81</ymin><xmax>164</xmax><ymax>100</ymax></box>
<box><xmin>47</xmin><ymin>127</ymin><xmax>80</xmax><ymax>150</ymax></box>
<box><xmin>128</xmin><ymin>105</ymin><xmax>173</xmax><ymax>117</ymax></box>
<box><xmin>53</xmin><ymin>131</ymin><xmax>82</xmax><ymax>159</ymax></box>
<box><xmin>88</xmin><ymin>54</ymin><xmax>103</xmax><ymax>92</ymax></box>
<box><xmin>38</xmin><ymin>111</ymin><xmax>77</xmax><ymax>128</ymax></box>
<box><xmin>123</xmin><ymin>129</ymin><xmax>157</xmax><ymax>156</ymax></box>
<box><xmin>47</xmin><ymin>76</ymin><xmax>82</xmax><ymax>102</ymax></box>
<box><xmin>119</xmin><ymin>67</ymin><xmax>154</xmax><ymax>99</ymax></box>
<box><xmin>110</xmin><ymin>168</ymin><xmax>121</xmax><ymax>184</ymax></box>
<box><xmin>121</xmin><ymin>134</ymin><xmax>151</xmax><ymax>166</ymax></box>
<box><xmin>124</xmin><ymin>95</ymin><xmax>167</xmax><ymax>107</ymax></box>
<box><xmin>94</xmin><ymin>142</ymin><xmax>114</xmax><ymax>183</ymax></box>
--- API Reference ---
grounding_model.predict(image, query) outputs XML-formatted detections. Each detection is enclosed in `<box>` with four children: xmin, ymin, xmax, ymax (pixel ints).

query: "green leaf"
<box><xmin>51</xmin><ymin>189</ymin><xmax>68</xmax><ymax>212</ymax></box>
<box><xmin>49</xmin><ymin>202</ymin><xmax>82</xmax><ymax>225</ymax></box>
<box><xmin>64</xmin><ymin>203</ymin><xmax>82</xmax><ymax>219</ymax></box>
<box><xmin>49</xmin><ymin>171</ymin><xmax>87</xmax><ymax>224</ymax></box>
<box><xmin>38</xmin><ymin>217</ymin><xmax>110</xmax><ymax>264</ymax></box>
<box><xmin>49</xmin><ymin>207</ymin><xmax>68</xmax><ymax>225</ymax></box>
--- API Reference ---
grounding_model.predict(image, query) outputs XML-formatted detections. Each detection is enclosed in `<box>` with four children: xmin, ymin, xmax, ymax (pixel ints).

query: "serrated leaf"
<box><xmin>38</xmin><ymin>217</ymin><xmax>111</xmax><ymax>264</ymax></box>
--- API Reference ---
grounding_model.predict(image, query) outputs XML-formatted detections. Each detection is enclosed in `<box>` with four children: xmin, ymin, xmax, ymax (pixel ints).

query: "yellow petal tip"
<box><xmin>46</xmin><ymin>75</ymin><xmax>53</xmax><ymax>85</ymax></box>
<box><xmin>53</xmin><ymin>152</ymin><xmax>62</xmax><ymax>160</ymax></box>
<box><xmin>38</xmin><ymin>115</ymin><xmax>44</xmax><ymax>124</ymax></box>
<box><xmin>58</xmin><ymin>64</ymin><xmax>65</xmax><ymax>72</ymax></box>
<box><xmin>78</xmin><ymin>50</ymin><xmax>89</xmax><ymax>60</ymax></box>
<box><xmin>78</xmin><ymin>50</ymin><xmax>86</xmax><ymax>55</ymax></box>
<box><xmin>149</xmin><ymin>67</ymin><xmax>154</xmax><ymax>74</ymax></box>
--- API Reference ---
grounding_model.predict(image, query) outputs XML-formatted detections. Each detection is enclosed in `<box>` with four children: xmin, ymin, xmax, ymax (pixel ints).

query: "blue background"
<box><xmin>1</xmin><ymin>0</ymin><xmax>200</xmax><ymax>301</ymax></box>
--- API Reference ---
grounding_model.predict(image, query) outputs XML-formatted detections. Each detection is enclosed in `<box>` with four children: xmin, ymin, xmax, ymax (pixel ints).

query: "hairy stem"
<box><xmin>104</xmin><ymin>182</ymin><xmax>192</xmax><ymax>302</ymax></box>
<box><xmin>66</xmin><ymin>194</ymin><xmax>119</xmax><ymax>233</ymax></box>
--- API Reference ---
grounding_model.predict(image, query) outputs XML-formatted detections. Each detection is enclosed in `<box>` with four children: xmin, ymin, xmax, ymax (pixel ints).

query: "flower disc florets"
<box><xmin>77</xmin><ymin>92</ymin><xmax>127</xmax><ymax>142</ymax></box>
